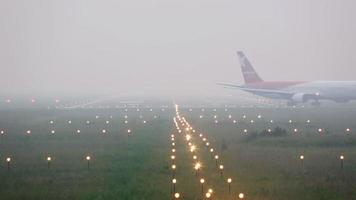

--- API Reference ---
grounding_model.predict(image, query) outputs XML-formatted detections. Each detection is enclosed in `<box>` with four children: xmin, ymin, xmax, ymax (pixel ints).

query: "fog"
<box><xmin>1</xmin><ymin>0</ymin><xmax>356</xmax><ymax>97</ymax></box>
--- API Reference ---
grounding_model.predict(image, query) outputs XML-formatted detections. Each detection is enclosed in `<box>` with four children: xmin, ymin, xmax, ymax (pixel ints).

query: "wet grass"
<box><xmin>0</xmin><ymin>106</ymin><xmax>355</xmax><ymax>199</ymax></box>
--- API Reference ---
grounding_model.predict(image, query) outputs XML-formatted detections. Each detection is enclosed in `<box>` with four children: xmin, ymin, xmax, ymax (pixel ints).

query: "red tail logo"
<box><xmin>237</xmin><ymin>51</ymin><xmax>263</xmax><ymax>84</ymax></box>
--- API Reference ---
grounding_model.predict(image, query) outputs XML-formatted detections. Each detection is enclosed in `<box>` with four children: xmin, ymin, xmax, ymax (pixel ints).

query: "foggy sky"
<box><xmin>1</xmin><ymin>0</ymin><xmax>356</xmax><ymax>97</ymax></box>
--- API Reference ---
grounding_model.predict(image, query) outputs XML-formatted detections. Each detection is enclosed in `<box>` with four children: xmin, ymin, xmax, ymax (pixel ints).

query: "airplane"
<box><xmin>219</xmin><ymin>51</ymin><xmax>356</xmax><ymax>106</ymax></box>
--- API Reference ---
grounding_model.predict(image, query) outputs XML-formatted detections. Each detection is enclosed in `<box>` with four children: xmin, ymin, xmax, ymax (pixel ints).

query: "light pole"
<box><xmin>47</xmin><ymin>156</ymin><xmax>52</xmax><ymax>169</ymax></box>
<box><xmin>227</xmin><ymin>178</ymin><xmax>232</xmax><ymax>194</ymax></box>
<box><xmin>6</xmin><ymin>157</ymin><xmax>11</xmax><ymax>170</ymax></box>
<box><xmin>219</xmin><ymin>165</ymin><xmax>224</xmax><ymax>178</ymax></box>
<box><xmin>340</xmin><ymin>155</ymin><xmax>345</xmax><ymax>169</ymax></box>
<box><xmin>200</xmin><ymin>178</ymin><xmax>205</xmax><ymax>197</ymax></box>
<box><xmin>172</xmin><ymin>178</ymin><xmax>177</xmax><ymax>193</ymax></box>
<box><xmin>171</xmin><ymin>155</ymin><xmax>175</xmax><ymax>164</ymax></box>
<box><xmin>86</xmin><ymin>156</ymin><xmax>91</xmax><ymax>169</ymax></box>
<box><xmin>171</xmin><ymin>164</ymin><xmax>176</xmax><ymax>177</ymax></box>
<box><xmin>299</xmin><ymin>155</ymin><xmax>304</xmax><ymax>169</ymax></box>
<box><xmin>214</xmin><ymin>155</ymin><xmax>219</xmax><ymax>168</ymax></box>
<box><xmin>195</xmin><ymin>162</ymin><xmax>201</xmax><ymax>177</ymax></box>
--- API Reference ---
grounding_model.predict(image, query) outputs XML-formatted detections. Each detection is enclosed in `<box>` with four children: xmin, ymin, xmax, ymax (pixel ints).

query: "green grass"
<box><xmin>0</xmin><ymin>106</ymin><xmax>355</xmax><ymax>199</ymax></box>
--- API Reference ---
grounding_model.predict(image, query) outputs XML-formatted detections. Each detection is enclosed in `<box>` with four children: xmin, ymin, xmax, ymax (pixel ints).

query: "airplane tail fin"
<box><xmin>237</xmin><ymin>51</ymin><xmax>263</xmax><ymax>84</ymax></box>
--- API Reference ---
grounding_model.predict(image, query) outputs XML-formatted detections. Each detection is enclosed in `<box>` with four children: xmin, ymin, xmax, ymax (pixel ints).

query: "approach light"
<box><xmin>205</xmin><ymin>192</ymin><xmax>211</xmax><ymax>198</ymax></box>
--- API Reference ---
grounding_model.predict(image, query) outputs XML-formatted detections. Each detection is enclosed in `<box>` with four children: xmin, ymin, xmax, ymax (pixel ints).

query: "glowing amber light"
<box><xmin>86</xmin><ymin>156</ymin><xmax>91</xmax><ymax>161</ymax></box>
<box><xmin>47</xmin><ymin>156</ymin><xmax>51</xmax><ymax>161</ymax></box>
<box><xmin>186</xmin><ymin>134</ymin><xmax>191</xmax><ymax>141</ymax></box>
<box><xmin>300</xmin><ymin>155</ymin><xmax>304</xmax><ymax>160</ymax></box>
<box><xmin>205</xmin><ymin>192</ymin><xmax>211</xmax><ymax>198</ymax></box>
<box><xmin>174</xmin><ymin>193</ymin><xmax>180</xmax><ymax>198</ymax></box>
<box><xmin>200</xmin><ymin>178</ymin><xmax>205</xmax><ymax>184</ymax></box>
<box><xmin>238</xmin><ymin>193</ymin><xmax>245</xmax><ymax>199</ymax></box>
<box><xmin>6</xmin><ymin>157</ymin><xmax>11</xmax><ymax>162</ymax></box>
<box><xmin>194</xmin><ymin>162</ymin><xmax>201</xmax><ymax>170</ymax></box>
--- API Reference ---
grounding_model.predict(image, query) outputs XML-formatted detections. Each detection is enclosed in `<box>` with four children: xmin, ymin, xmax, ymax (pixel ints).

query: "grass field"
<box><xmin>0</xmin><ymin>103</ymin><xmax>355</xmax><ymax>200</ymax></box>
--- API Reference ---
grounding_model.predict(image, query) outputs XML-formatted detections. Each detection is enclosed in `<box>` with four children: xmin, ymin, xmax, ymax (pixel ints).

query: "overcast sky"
<box><xmin>1</xmin><ymin>0</ymin><xmax>355</xmax><ymax>97</ymax></box>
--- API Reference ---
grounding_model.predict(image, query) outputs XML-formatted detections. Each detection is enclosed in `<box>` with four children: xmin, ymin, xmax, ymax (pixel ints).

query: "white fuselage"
<box><xmin>242</xmin><ymin>81</ymin><xmax>356</xmax><ymax>103</ymax></box>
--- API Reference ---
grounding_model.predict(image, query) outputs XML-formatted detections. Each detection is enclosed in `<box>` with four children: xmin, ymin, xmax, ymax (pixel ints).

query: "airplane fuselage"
<box><xmin>242</xmin><ymin>81</ymin><xmax>356</xmax><ymax>103</ymax></box>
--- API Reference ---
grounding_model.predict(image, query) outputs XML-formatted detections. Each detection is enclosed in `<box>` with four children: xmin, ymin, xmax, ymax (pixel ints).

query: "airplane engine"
<box><xmin>291</xmin><ymin>93</ymin><xmax>308</xmax><ymax>103</ymax></box>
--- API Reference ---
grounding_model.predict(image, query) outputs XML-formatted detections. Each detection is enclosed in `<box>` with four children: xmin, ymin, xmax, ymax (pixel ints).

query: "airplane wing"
<box><xmin>216</xmin><ymin>83</ymin><xmax>241</xmax><ymax>88</ymax></box>
<box><xmin>217</xmin><ymin>83</ymin><xmax>294</xmax><ymax>99</ymax></box>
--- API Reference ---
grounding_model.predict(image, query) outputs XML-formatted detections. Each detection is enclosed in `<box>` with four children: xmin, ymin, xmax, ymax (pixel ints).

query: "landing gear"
<box><xmin>287</xmin><ymin>101</ymin><xmax>297</xmax><ymax>106</ymax></box>
<box><xmin>311</xmin><ymin>101</ymin><xmax>321</xmax><ymax>106</ymax></box>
